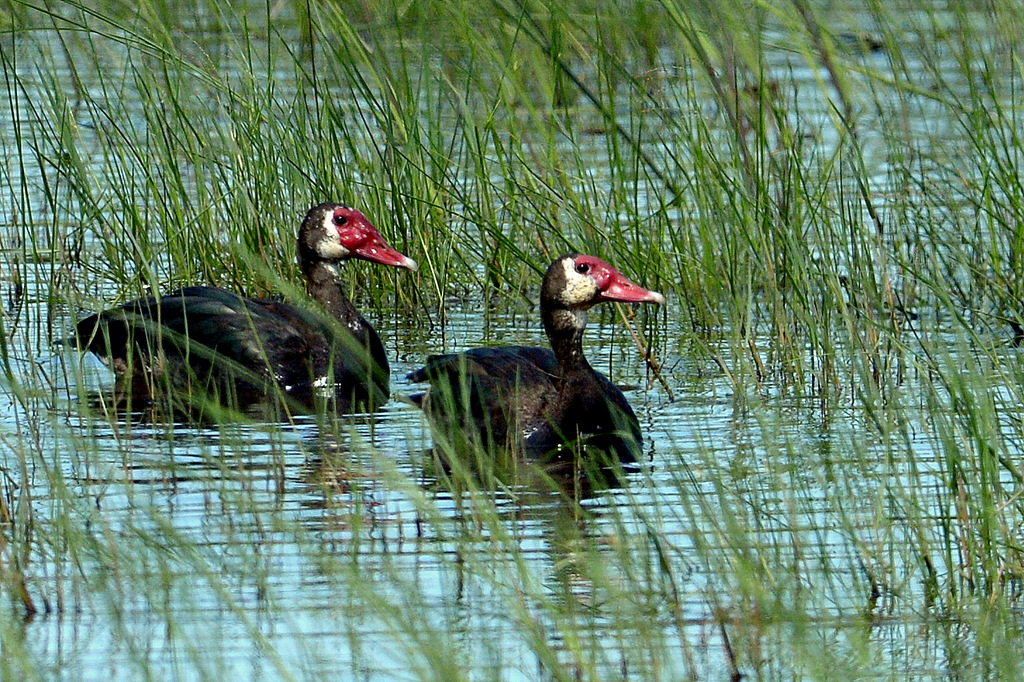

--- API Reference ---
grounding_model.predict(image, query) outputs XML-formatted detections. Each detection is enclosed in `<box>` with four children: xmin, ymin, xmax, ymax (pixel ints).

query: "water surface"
<box><xmin>2</xmin><ymin>5</ymin><xmax>1022</xmax><ymax>681</ymax></box>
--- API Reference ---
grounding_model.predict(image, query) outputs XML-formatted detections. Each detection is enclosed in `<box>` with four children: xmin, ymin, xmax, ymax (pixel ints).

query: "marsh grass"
<box><xmin>4</xmin><ymin>0</ymin><xmax>1024</xmax><ymax>678</ymax></box>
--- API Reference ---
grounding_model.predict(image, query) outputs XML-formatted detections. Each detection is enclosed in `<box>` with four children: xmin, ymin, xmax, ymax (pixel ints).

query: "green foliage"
<box><xmin>4</xmin><ymin>0</ymin><xmax>1024</xmax><ymax>678</ymax></box>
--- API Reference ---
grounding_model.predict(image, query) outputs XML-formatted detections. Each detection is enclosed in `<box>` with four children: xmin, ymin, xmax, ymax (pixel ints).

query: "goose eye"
<box><xmin>575</xmin><ymin>262</ymin><xmax>590</xmax><ymax>274</ymax></box>
<box><xmin>332</xmin><ymin>213</ymin><xmax>348</xmax><ymax>227</ymax></box>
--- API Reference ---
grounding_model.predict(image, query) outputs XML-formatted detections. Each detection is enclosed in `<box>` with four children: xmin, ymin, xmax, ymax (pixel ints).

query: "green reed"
<box><xmin>4</xmin><ymin>0</ymin><xmax>1024</xmax><ymax>678</ymax></box>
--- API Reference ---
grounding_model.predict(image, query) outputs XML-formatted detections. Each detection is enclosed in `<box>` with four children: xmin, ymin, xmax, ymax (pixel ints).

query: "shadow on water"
<box><xmin>73</xmin><ymin>376</ymin><xmax>362</xmax><ymax>427</ymax></box>
<box><xmin>409</xmin><ymin>440</ymin><xmax>644</xmax><ymax>504</ymax></box>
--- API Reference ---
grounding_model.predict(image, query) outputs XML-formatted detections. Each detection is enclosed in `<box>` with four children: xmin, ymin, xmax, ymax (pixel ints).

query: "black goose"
<box><xmin>408</xmin><ymin>254</ymin><xmax>664</xmax><ymax>462</ymax></box>
<box><xmin>72</xmin><ymin>202</ymin><xmax>417</xmax><ymax>411</ymax></box>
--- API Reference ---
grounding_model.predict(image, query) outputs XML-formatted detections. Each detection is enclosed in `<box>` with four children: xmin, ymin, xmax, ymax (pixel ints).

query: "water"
<box><xmin>6</xmin><ymin>310</ymin><xmax>968</xmax><ymax>680</ymax></box>
<box><xmin>3</xmin><ymin>5</ymin><xmax>1024</xmax><ymax>681</ymax></box>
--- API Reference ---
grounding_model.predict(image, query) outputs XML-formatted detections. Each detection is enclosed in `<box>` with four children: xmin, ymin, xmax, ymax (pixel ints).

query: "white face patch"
<box><xmin>313</xmin><ymin>213</ymin><xmax>351</xmax><ymax>260</ymax></box>
<box><xmin>558</xmin><ymin>258</ymin><xmax>599</xmax><ymax>307</ymax></box>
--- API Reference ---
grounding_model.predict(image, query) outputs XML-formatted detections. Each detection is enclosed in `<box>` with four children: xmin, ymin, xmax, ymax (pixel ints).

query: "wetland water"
<box><xmin>9</xmin><ymin>296</ymin><xmax>997</xmax><ymax>681</ymax></box>
<box><xmin>3</xmin><ymin>6</ymin><xmax>1024</xmax><ymax>681</ymax></box>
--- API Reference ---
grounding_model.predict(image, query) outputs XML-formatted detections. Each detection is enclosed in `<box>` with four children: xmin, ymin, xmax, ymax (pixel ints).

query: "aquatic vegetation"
<box><xmin>2</xmin><ymin>0</ymin><xmax>1024</xmax><ymax>679</ymax></box>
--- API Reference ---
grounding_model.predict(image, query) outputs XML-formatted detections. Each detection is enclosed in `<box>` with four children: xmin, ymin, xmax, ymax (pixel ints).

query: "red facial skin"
<box><xmin>572</xmin><ymin>255</ymin><xmax>665</xmax><ymax>305</ymax></box>
<box><xmin>332</xmin><ymin>206</ymin><xmax>418</xmax><ymax>271</ymax></box>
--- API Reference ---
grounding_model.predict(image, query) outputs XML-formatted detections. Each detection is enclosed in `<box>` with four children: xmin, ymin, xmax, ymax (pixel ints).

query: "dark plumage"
<box><xmin>71</xmin><ymin>202</ymin><xmax>417</xmax><ymax>411</ymax></box>
<box><xmin>408</xmin><ymin>254</ymin><xmax>664</xmax><ymax>462</ymax></box>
